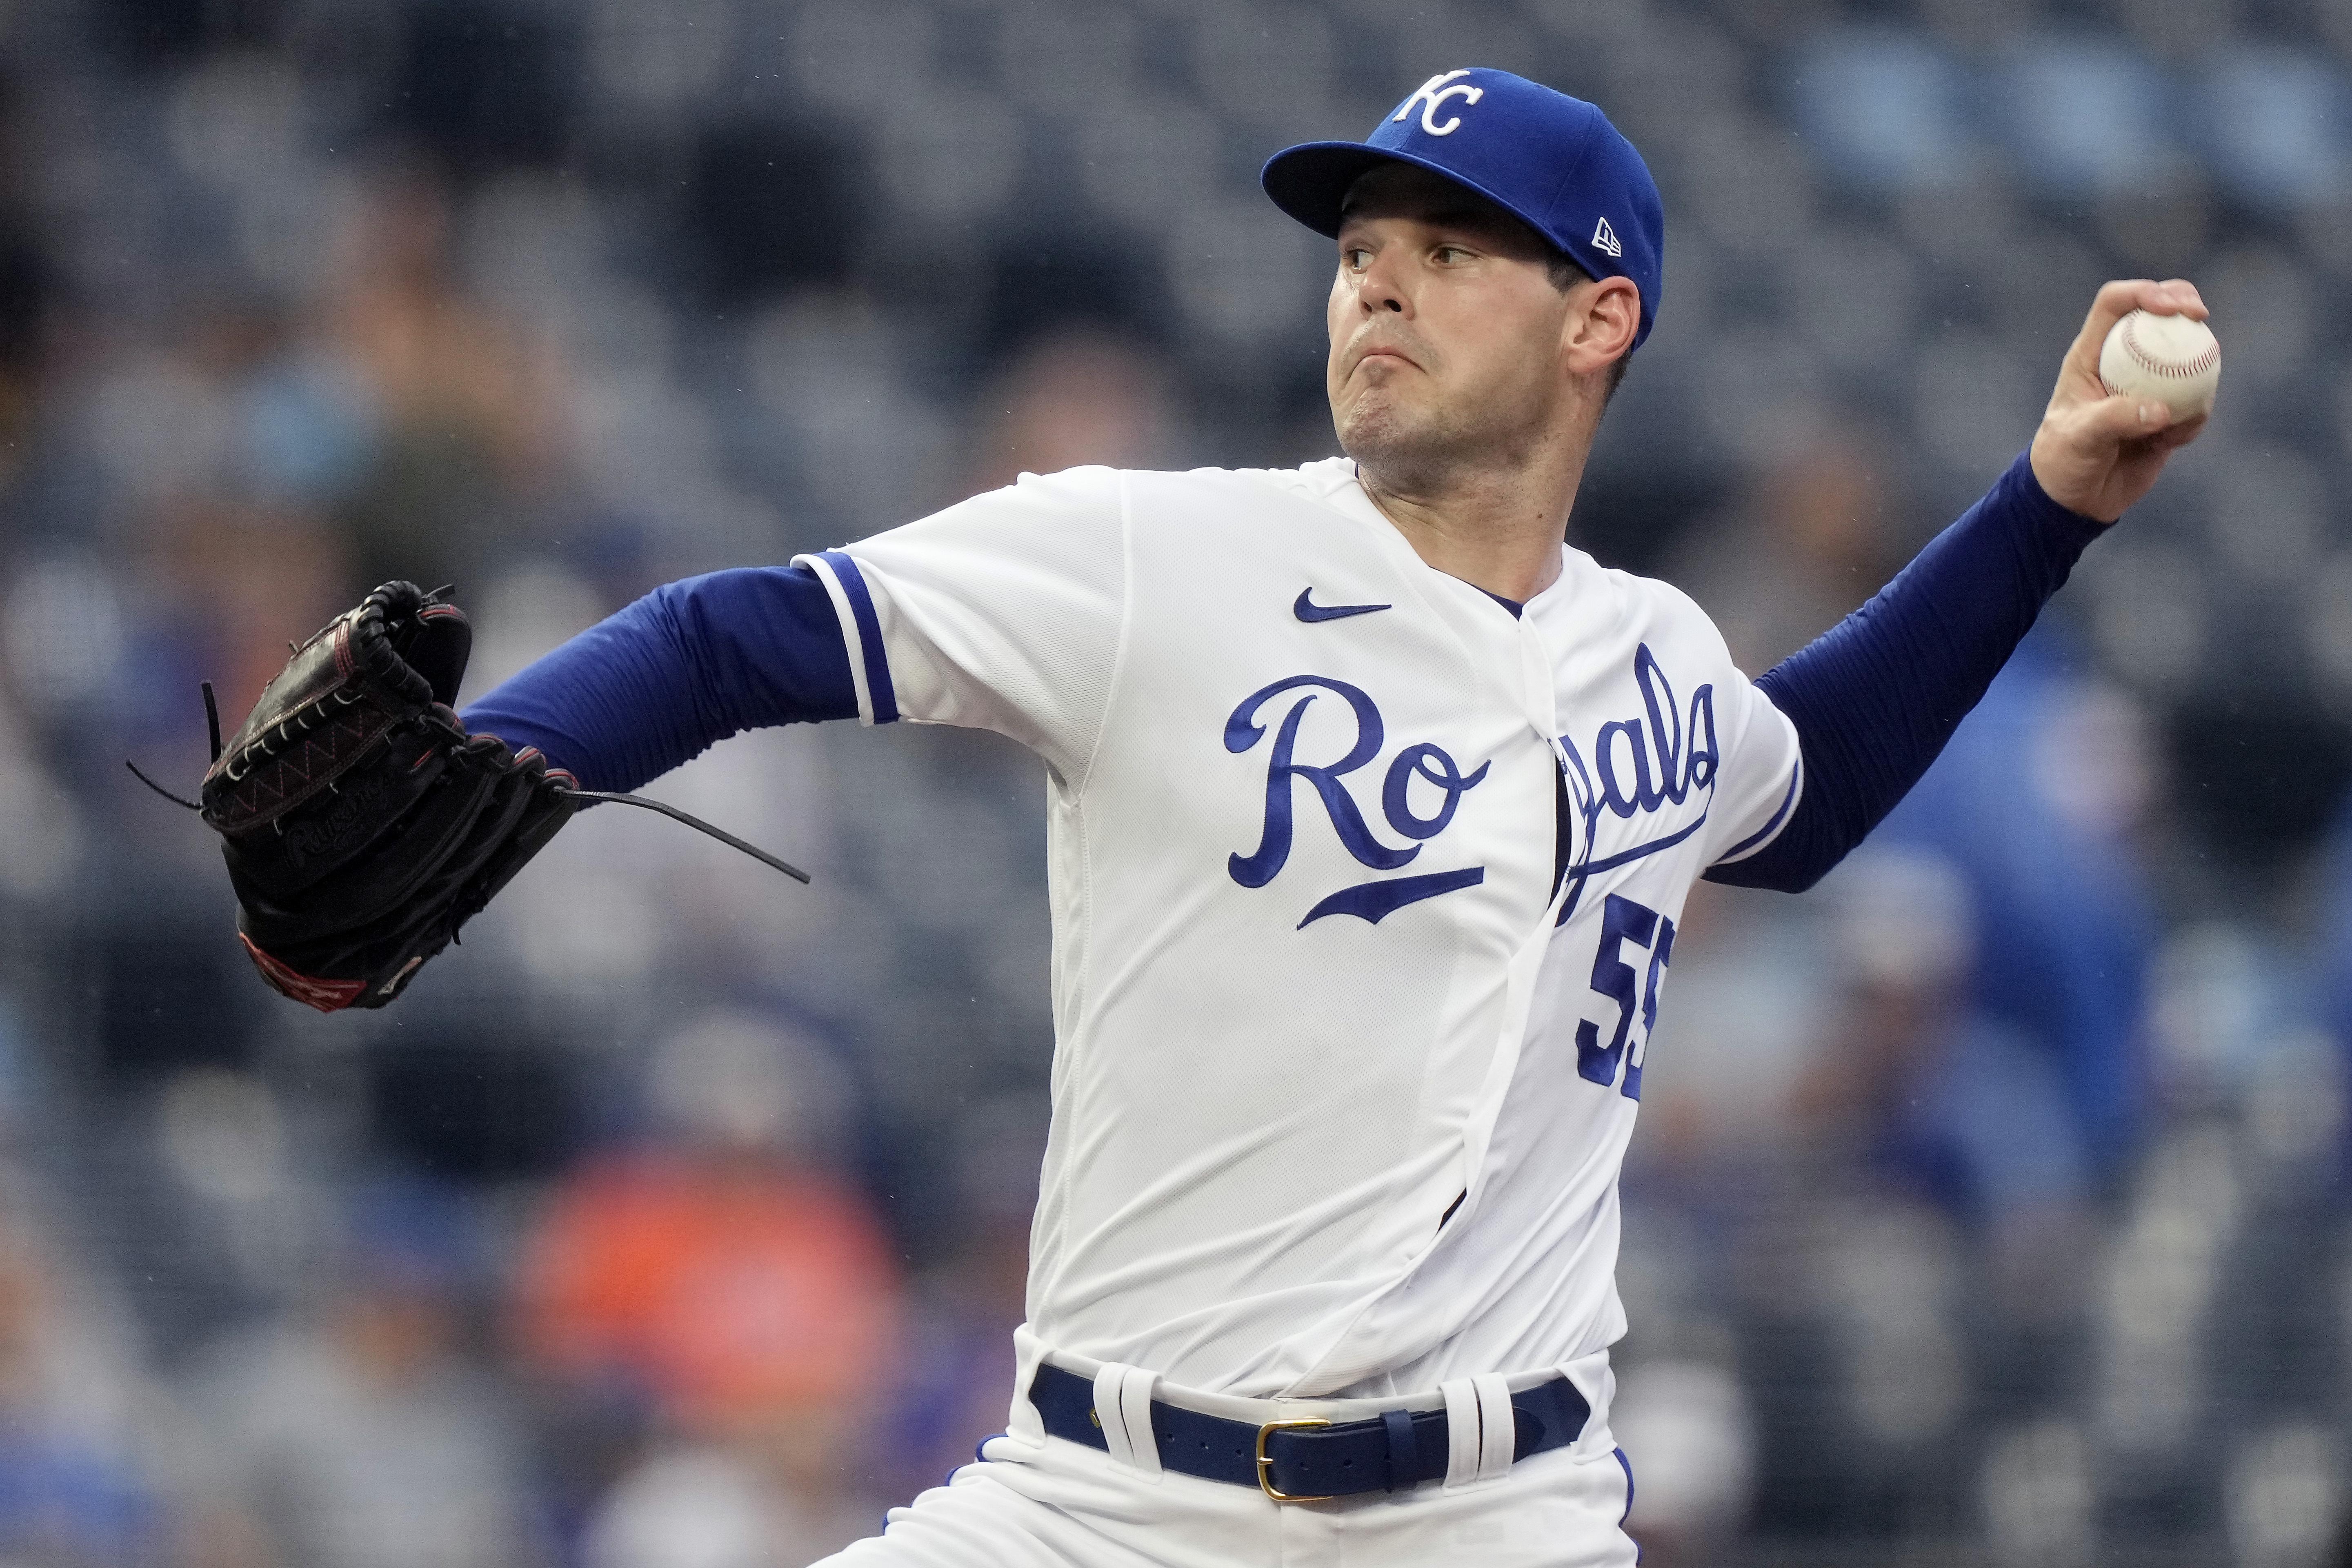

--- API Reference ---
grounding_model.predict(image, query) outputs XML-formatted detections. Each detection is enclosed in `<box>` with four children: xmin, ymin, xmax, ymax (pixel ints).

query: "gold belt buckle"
<box><xmin>1256</xmin><ymin>1417</ymin><xmax>1335</xmax><ymax>1503</ymax></box>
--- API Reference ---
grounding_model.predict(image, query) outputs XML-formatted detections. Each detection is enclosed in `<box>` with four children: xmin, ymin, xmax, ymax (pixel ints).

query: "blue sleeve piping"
<box><xmin>1714</xmin><ymin>757</ymin><xmax>1804</xmax><ymax>865</ymax></box>
<box><xmin>816</xmin><ymin>550</ymin><xmax>899</xmax><ymax>724</ymax></box>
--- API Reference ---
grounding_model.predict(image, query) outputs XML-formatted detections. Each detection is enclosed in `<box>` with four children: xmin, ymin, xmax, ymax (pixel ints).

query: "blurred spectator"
<box><xmin>323</xmin><ymin>168</ymin><xmax>568</xmax><ymax>593</ymax></box>
<box><xmin>0</xmin><ymin>68</ymin><xmax>52</xmax><ymax>495</ymax></box>
<box><xmin>1870</xmin><ymin>632</ymin><xmax>2157</xmax><ymax>1181</ymax></box>
<box><xmin>517</xmin><ymin>1012</ymin><xmax>898</xmax><ymax>1564</ymax></box>
<box><xmin>960</xmin><ymin>329</ymin><xmax>1184</xmax><ymax>498</ymax></box>
<box><xmin>1783</xmin><ymin>630</ymin><xmax>2157</xmax><ymax>1386</ymax></box>
<box><xmin>1612</xmin><ymin>1357</ymin><xmax>1754</xmax><ymax>1566</ymax></box>
<box><xmin>151</xmin><ymin>493</ymin><xmax>350</xmax><ymax>728</ymax></box>
<box><xmin>1990</xmin><ymin>34</ymin><xmax>2181</xmax><ymax>202</ymax></box>
<box><xmin>880</xmin><ymin>1094</ymin><xmax>1046</xmax><ymax>1502</ymax></box>
<box><xmin>2196</xmin><ymin>45</ymin><xmax>2352</xmax><ymax>212</ymax></box>
<box><xmin>1788</xmin><ymin>27</ymin><xmax>1979</xmax><ymax>193</ymax></box>
<box><xmin>186</xmin><ymin>1179</ymin><xmax>539</xmax><ymax>1568</ymax></box>
<box><xmin>0</xmin><ymin>1193</ymin><xmax>165</xmax><ymax>1567</ymax></box>
<box><xmin>1801</xmin><ymin>848</ymin><xmax>2097</xmax><ymax>1232</ymax></box>
<box><xmin>2309</xmin><ymin>802</ymin><xmax>2352</xmax><ymax>1125</ymax></box>
<box><xmin>1664</xmin><ymin>427</ymin><xmax>1901</xmax><ymax>675</ymax></box>
<box><xmin>111</xmin><ymin>1070</ymin><xmax>321</xmax><ymax>1357</ymax></box>
<box><xmin>580</xmin><ymin>1429</ymin><xmax>870</xmax><ymax>1568</ymax></box>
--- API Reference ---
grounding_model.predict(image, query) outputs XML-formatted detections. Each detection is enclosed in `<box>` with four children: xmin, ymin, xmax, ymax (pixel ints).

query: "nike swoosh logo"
<box><xmin>1294</xmin><ymin>588</ymin><xmax>1392</xmax><ymax>622</ymax></box>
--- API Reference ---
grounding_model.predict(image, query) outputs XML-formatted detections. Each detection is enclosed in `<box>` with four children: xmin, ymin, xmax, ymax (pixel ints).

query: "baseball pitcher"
<box><xmin>191</xmin><ymin>70</ymin><xmax>2206</xmax><ymax>1565</ymax></box>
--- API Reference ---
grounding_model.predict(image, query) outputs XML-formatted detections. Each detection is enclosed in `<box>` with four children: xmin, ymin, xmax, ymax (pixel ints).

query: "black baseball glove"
<box><xmin>198</xmin><ymin>581</ymin><xmax>576</xmax><ymax>1010</ymax></box>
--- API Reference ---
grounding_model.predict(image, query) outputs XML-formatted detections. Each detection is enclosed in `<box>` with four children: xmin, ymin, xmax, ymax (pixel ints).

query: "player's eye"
<box><xmin>1433</xmin><ymin>244</ymin><xmax>1472</xmax><ymax>263</ymax></box>
<box><xmin>1341</xmin><ymin>246</ymin><xmax>1372</xmax><ymax>270</ymax></box>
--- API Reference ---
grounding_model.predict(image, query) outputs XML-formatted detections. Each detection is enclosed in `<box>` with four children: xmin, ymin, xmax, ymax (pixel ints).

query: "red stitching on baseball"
<box><xmin>2121</xmin><ymin>314</ymin><xmax>2219</xmax><ymax>380</ymax></box>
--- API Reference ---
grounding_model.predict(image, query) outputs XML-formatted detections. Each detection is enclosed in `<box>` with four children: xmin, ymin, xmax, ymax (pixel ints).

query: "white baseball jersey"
<box><xmin>797</xmin><ymin>458</ymin><xmax>1801</xmax><ymax>1402</ymax></box>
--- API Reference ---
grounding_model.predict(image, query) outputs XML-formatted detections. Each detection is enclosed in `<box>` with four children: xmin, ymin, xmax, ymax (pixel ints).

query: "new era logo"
<box><xmin>1591</xmin><ymin>216</ymin><xmax>1623</xmax><ymax>259</ymax></box>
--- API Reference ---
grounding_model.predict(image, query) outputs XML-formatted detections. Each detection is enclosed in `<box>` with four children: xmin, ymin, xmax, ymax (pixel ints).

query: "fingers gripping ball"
<box><xmin>2099</xmin><ymin>309</ymin><xmax>2220</xmax><ymax>421</ymax></box>
<box><xmin>199</xmin><ymin>582</ymin><xmax>577</xmax><ymax>1011</ymax></box>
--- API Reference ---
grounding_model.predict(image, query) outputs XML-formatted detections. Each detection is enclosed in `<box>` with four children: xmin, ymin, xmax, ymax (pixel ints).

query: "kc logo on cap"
<box><xmin>1394</xmin><ymin>70</ymin><xmax>1485</xmax><ymax>138</ymax></box>
<box><xmin>1261</xmin><ymin>68</ymin><xmax>1667</xmax><ymax>352</ymax></box>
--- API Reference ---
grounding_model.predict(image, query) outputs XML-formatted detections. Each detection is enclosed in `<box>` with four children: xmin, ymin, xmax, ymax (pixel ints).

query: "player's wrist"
<box><xmin>2026</xmin><ymin>428</ymin><xmax>2131</xmax><ymax>528</ymax></box>
<box><xmin>2019</xmin><ymin>442</ymin><xmax>2119</xmax><ymax>540</ymax></box>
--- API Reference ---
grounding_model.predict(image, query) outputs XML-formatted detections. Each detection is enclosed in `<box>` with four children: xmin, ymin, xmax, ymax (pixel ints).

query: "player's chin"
<box><xmin>1333</xmin><ymin>398</ymin><xmax>1410</xmax><ymax>458</ymax></box>
<box><xmin>1336</xmin><ymin>406</ymin><xmax>1458</xmax><ymax>478</ymax></box>
<box><xmin>1334</xmin><ymin>380</ymin><xmax>1427</xmax><ymax>437</ymax></box>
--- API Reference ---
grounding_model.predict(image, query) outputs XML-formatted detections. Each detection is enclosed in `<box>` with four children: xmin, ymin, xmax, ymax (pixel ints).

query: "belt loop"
<box><xmin>1561</xmin><ymin>1352</ymin><xmax>1613</xmax><ymax>1459</ymax></box>
<box><xmin>1092</xmin><ymin>1365</ymin><xmax>1135</xmax><ymax>1470</ymax></box>
<box><xmin>1092</xmin><ymin>1363</ymin><xmax>1163</xmax><ymax>1480</ymax></box>
<box><xmin>1121</xmin><ymin>1366</ymin><xmax>1162</xmax><ymax>1479</ymax></box>
<box><xmin>1440</xmin><ymin>1378</ymin><xmax>1482</xmax><ymax>1488</ymax></box>
<box><xmin>1381</xmin><ymin>1407</ymin><xmax>1419</xmax><ymax>1492</ymax></box>
<box><xmin>1472</xmin><ymin>1375</ymin><xmax>1515</xmax><ymax>1482</ymax></box>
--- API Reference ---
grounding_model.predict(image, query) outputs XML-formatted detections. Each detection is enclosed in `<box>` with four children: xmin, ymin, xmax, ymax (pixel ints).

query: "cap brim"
<box><xmin>1261</xmin><ymin>143</ymin><xmax>1410</xmax><ymax>236</ymax></box>
<box><xmin>1260</xmin><ymin>140</ymin><xmax>1549</xmax><ymax>247</ymax></box>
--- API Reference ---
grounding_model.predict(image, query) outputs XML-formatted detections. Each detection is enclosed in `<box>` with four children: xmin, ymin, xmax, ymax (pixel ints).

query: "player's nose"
<box><xmin>1350</xmin><ymin>251</ymin><xmax>1410</xmax><ymax>316</ymax></box>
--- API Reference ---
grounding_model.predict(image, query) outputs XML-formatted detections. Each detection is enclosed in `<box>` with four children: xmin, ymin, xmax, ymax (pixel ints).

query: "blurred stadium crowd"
<box><xmin>0</xmin><ymin>0</ymin><xmax>2343</xmax><ymax>1563</ymax></box>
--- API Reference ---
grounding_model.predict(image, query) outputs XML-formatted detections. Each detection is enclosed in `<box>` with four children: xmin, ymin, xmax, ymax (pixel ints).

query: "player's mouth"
<box><xmin>1352</xmin><ymin>343</ymin><xmax>1421</xmax><ymax>375</ymax></box>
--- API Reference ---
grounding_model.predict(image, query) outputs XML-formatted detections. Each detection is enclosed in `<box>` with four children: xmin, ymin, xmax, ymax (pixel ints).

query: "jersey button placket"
<box><xmin>1515</xmin><ymin>618</ymin><xmax>1563</xmax><ymax>764</ymax></box>
<box><xmin>1515</xmin><ymin>617</ymin><xmax>1576</xmax><ymax>925</ymax></box>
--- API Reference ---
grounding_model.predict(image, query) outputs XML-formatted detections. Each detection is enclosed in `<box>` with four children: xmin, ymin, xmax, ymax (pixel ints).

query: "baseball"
<box><xmin>2098</xmin><ymin>308</ymin><xmax>2220</xmax><ymax>420</ymax></box>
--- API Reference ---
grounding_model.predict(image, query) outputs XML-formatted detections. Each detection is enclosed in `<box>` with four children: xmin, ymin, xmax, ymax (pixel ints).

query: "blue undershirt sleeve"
<box><xmin>1707</xmin><ymin>451</ymin><xmax>2110</xmax><ymax>894</ymax></box>
<box><xmin>459</xmin><ymin>565</ymin><xmax>858</xmax><ymax>794</ymax></box>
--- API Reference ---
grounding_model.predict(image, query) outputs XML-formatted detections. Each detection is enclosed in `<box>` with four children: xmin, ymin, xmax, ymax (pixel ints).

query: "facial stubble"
<box><xmin>1335</xmin><ymin>347</ymin><xmax>1568</xmax><ymax>504</ymax></box>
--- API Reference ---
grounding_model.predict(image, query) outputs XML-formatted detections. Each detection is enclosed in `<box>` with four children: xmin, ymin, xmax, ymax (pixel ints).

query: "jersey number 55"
<box><xmin>1575</xmin><ymin>893</ymin><xmax>1676</xmax><ymax>1101</ymax></box>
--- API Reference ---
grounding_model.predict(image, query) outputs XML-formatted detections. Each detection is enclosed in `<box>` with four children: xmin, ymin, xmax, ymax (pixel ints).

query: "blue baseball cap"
<box><xmin>1262</xmin><ymin>69</ymin><xmax>1665</xmax><ymax>353</ymax></box>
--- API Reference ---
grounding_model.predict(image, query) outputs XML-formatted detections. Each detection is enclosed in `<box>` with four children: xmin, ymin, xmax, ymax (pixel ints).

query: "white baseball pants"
<box><xmin>817</xmin><ymin>1337</ymin><xmax>1639</xmax><ymax>1568</ymax></box>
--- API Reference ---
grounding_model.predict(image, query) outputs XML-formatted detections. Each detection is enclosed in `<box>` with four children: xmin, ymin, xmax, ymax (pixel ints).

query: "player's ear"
<box><xmin>1562</xmin><ymin>276</ymin><xmax>1639</xmax><ymax>379</ymax></box>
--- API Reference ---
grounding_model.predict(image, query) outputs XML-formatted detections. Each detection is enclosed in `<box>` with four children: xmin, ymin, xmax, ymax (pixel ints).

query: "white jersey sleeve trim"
<box><xmin>792</xmin><ymin>549</ymin><xmax>898</xmax><ymax>727</ymax></box>
<box><xmin>1709</xmin><ymin>751</ymin><xmax>1804</xmax><ymax>866</ymax></box>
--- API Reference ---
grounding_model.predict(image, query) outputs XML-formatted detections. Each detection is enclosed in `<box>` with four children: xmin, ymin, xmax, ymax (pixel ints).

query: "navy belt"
<box><xmin>1026</xmin><ymin>1361</ymin><xmax>1589</xmax><ymax>1502</ymax></box>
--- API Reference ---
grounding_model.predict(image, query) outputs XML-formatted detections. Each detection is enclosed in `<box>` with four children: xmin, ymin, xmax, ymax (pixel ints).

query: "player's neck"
<box><xmin>1354</xmin><ymin>451</ymin><xmax>1582</xmax><ymax>604</ymax></box>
